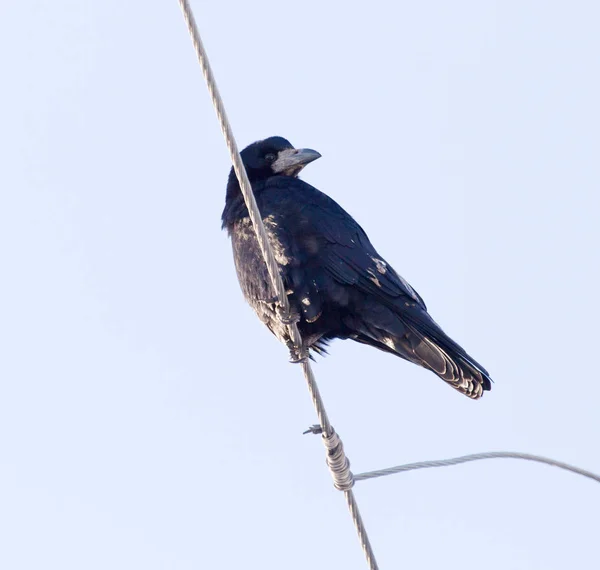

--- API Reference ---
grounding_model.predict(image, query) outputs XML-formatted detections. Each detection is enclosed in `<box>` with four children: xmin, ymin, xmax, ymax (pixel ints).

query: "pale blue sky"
<box><xmin>1</xmin><ymin>1</ymin><xmax>599</xmax><ymax>569</ymax></box>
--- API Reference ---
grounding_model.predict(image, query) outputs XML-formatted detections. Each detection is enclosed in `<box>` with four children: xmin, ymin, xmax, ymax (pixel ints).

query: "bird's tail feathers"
<box><xmin>366</xmin><ymin>312</ymin><xmax>492</xmax><ymax>399</ymax></box>
<box><xmin>409</xmin><ymin>332</ymin><xmax>490</xmax><ymax>399</ymax></box>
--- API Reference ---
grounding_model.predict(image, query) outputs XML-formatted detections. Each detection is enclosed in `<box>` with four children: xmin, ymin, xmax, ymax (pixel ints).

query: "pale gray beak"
<box><xmin>272</xmin><ymin>147</ymin><xmax>321</xmax><ymax>176</ymax></box>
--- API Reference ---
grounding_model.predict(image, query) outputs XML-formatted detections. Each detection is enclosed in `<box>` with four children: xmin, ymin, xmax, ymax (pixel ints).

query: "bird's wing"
<box><xmin>295</xmin><ymin>186</ymin><xmax>491</xmax><ymax>396</ymax></box>
<box><xmin>259</xmin><ymin>179</ymin><xmax>491</xmax><ymax>397</ymax></box>
<box><xmin>295</xmin><ymin>186</ymin><xmax>427</xmax><ymax>310</ymax></box>
<box><xmin>259</xmin><ymin>178</ymin><xmax>425</xmax><ymax>325</ymax></box>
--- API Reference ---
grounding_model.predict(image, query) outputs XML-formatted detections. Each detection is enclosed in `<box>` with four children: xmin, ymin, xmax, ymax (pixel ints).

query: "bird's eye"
<box><xmin>265</xmin><ymin>153</ymin><xmax>276</xmax><ymax>162</ymax></box>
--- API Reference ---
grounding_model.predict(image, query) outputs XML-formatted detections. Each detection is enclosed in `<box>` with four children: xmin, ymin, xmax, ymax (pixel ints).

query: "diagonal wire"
<box><xmin>176</xmin><ymin>2</ymin><xmax>378</xmax><ymax>568</ymax></box>
<box><xmin>354</xmin><ymin>451</ymin><xmax>600</xmax><ymax>484</ymax></box>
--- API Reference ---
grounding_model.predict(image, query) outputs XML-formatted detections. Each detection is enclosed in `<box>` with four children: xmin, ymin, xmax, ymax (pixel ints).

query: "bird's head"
<box><xmin>222</xmin><ymin>136</ymin><xmax>321</xmax><ymax>228</ymax></box>
<box><xmin>237</xmin><ymin>136</ymin><xmax>321</xmax><ymax>182</ymax></box>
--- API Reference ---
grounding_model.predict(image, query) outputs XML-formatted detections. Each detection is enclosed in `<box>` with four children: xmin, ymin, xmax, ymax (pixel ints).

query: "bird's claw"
<box><xmin>288</xmin><ymin>347</ymin><xmax>307</xmax><ymax>364</ymax></box>
<box><xmin>277</xmin><ymin>308</ymin><xmax>300</xmax><ymax>326</ymax></box>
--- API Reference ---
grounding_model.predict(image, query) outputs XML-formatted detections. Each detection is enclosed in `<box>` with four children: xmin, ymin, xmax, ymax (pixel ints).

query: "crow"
<box><xmin>222</xmin><ymin>136</ymin><xmax>492</xmax><ymax>399</ymax></box>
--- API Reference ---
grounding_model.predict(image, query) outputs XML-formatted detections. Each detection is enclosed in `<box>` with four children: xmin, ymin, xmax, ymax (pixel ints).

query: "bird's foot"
<box><xmin>279</xmin><ymin>313</ymin><xmax>300</xmax><ymax>326</ymax></box>
<box><xmin>288</xmin><ymin>348</ymin><xmax>307</xmax><ymax>364</ymax></box>
<box><xmin>276</xmin><ymin>307</ymin><xmax>300</xmax><ymax>326</ymax></box>
<box><xmin>287</xmin><ymin>342</ymin><xmax>308</xmax><ymax>364</ymax></box>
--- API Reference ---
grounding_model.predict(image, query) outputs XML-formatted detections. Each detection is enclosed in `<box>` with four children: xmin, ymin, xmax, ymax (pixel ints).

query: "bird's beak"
<box><xmin>272</xmin><ymin>148</ymin><xmax>322</xmax><ymax>176</ymax></box>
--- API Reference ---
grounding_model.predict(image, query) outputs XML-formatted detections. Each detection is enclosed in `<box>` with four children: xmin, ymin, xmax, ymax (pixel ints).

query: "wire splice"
<box><xmin>323</xmin><ymin>429</ymin><xmax>355</xmax><ymax>491</ymax></box>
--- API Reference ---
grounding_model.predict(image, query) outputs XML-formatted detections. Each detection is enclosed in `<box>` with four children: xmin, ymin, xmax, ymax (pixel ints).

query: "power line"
<box><xmin>354</xmin><ymin>451</ymin><xmax>600</xmax><ymax>484</ymax></box>
<box><xmin>175</xmin><ymin>1</ymin><xmax>378</xmax><ymax>568</ymax></box>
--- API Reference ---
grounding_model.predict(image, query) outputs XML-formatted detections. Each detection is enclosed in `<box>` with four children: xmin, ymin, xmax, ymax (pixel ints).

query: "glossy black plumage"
<box><xmin>222</xmin><ymin>136</ymin><xmax>492</xmax><ymax>399</ymax></box>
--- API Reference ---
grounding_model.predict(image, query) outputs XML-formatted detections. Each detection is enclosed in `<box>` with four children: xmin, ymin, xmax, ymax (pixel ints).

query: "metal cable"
<box><xmin>176</xmin><ymin>2</ymin><xmax>377</xmax><ymax>568</ymax></box>
<box><xmin>354</xmin><ymin>451</ymin><xmax>600</xmax><ymax>484</ymax></box>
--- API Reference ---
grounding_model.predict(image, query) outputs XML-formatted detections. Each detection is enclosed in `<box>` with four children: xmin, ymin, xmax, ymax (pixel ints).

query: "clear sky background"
<box><xmin>1</xmin><ymin>1</ymin><xmax>599</xmax><ymax>569</ymax></box>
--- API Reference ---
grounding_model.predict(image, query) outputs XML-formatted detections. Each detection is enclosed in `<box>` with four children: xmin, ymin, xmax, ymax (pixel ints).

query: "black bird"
<box><xmin>222</xmin><ymin>136</ymin><xmax>492</xmax><ymax>399</ymax></box>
